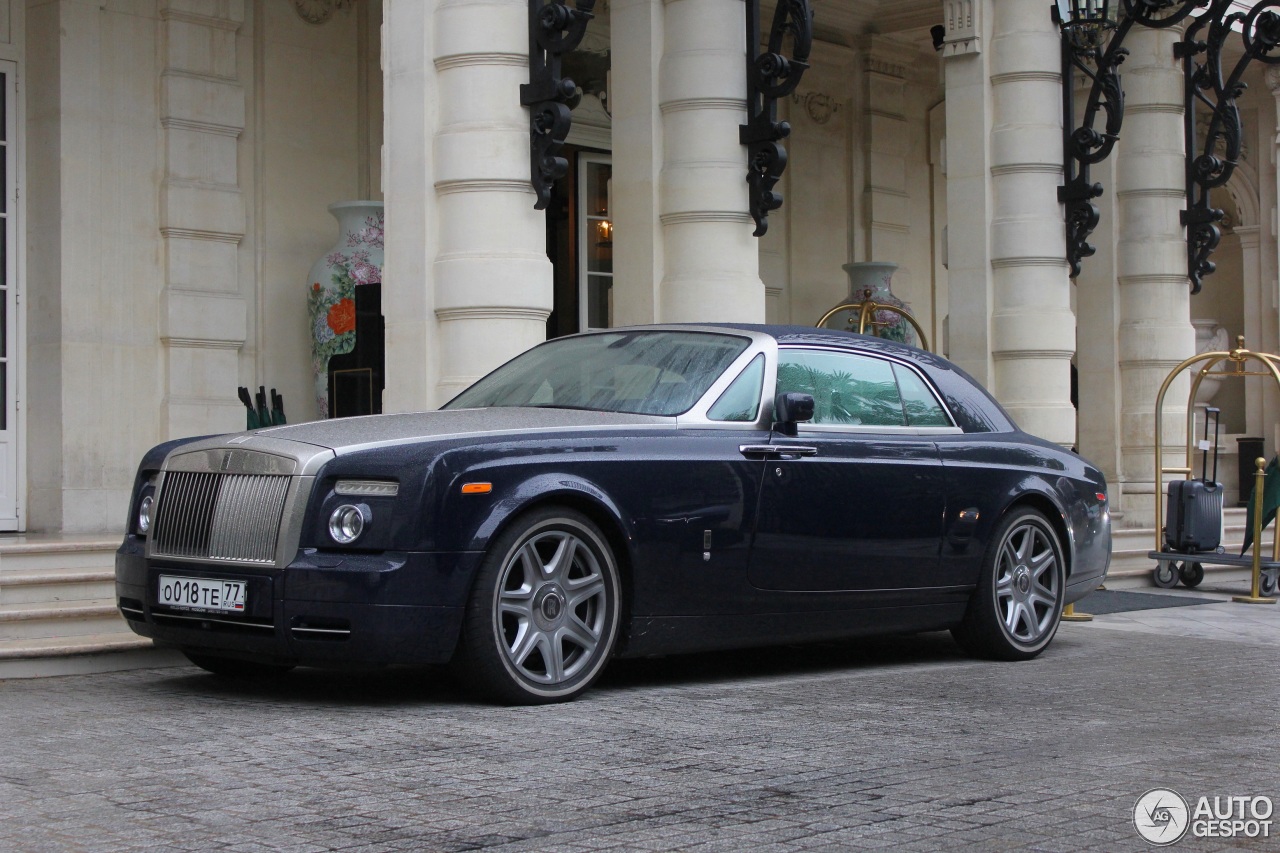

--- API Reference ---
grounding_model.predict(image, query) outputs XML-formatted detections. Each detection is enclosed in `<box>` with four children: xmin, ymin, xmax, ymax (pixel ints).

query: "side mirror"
<box><xmin>773</xmin><ymin>392</ymin><xmax>815</xmax><ymax>437</ymax></box>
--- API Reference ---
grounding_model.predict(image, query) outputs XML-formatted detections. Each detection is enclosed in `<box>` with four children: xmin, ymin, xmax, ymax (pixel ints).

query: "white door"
<box><xmin>0</xmin><ymin>62</ymin><xmax>19</xmax><ymax>531</ymax></box>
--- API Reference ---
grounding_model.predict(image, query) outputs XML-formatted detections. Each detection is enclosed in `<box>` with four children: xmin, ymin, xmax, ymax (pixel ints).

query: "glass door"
<box><xmin>578</xmin><ymin>154</ymin><xmax>613</xmax><ymax>330</ymax></box>
<box><xmin>0</xmin><ymin>62</ymin><xmax>17</xmax><ymax>530</ymax></box>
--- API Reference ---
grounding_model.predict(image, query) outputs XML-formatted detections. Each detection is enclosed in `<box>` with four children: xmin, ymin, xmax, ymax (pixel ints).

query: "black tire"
<box><xmin>183</xmin><ymin>652</ymin><xmax>295</xmax><ymax>678</ymax></box>
<box><xmin>453</xmin><ymin>506</ymin><xmax>621</xmax><ymax>704</ymax></box>
<box><xmin>952</xmin><ymin>508</ymin><xmax>1066</xmax><ymax>661</ymax></box>
<box><xmin>1152</xmin><ymin>562</ymin><xmax>1180</xmax><ymax>589</ymax></box>
<box><xmin>1261</xmin><ymin>571</ymin><xmax>1279</xmax><ymax>598</ymax></box>
<box><xmin>1179</xmin><ymin>562</ymin><xmax>1205</xmax><ymax>588</ymax></box>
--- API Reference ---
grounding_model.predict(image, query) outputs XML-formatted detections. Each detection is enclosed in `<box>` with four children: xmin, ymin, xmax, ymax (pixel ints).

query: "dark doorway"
<box><xmin>546</xmin><ymin>146</ymin><xmax>612</xmax><ymax>338</ymax></box>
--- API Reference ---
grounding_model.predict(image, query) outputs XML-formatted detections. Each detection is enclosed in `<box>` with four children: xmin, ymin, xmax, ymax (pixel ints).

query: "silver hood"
<box><xmin>245</xmin><ymin>407</ymin><xmax>675</xmax><ymax>454</ymax></box>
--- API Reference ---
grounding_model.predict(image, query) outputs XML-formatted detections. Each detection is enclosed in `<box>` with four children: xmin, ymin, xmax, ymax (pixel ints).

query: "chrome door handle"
<box><xmin>739</xmin><ymin>444</ymin><xmax>818</xmax><ymax>459</ymax></box>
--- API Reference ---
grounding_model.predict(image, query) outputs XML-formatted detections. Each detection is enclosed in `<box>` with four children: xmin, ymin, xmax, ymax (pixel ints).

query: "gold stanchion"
<box><xmin>1061</xmin><ymin>602</ymin><xmax>1093</xmax><ymax>622</ymax></box>
<box><xmin>1233</xmin><ymin>456</ymin><xmax>1277</xmax><ymax>605</ymax></box>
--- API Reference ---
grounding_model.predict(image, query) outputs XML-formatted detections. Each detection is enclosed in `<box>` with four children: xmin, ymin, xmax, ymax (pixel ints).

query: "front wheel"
<box><xmin>952</xmin><ymin>508</ymin><xmax>1065</xmax><ymax>661</ymax></box>
<box><xmin>454</xmin><ymin>507</ymin><xmax>622</xmax><ymax>704</ymax></box>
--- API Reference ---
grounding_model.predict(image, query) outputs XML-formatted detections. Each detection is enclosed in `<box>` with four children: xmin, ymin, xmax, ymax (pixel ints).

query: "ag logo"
<box><xmin>1134</xmin><ymin>788</ymin><xmax>1190</xmax><ymax>845</ymax></box>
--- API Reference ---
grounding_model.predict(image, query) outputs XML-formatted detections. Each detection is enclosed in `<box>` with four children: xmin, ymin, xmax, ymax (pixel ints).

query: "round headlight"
<box><xmin>137</xmin><ymin>494</ymin><xmax>155</xmax><ymax>534</ymax></box>
<box><xmin>328</xmin><ymin>504</ymin><xmax>369</xmax><ymax>544</ymax></box>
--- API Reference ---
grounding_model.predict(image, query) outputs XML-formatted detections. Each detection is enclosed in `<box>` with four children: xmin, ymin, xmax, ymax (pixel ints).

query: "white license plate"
<box><xmin>158</xmin><ymin>575</ymin><xmax>247</xmax><ymax>613</ymax></box>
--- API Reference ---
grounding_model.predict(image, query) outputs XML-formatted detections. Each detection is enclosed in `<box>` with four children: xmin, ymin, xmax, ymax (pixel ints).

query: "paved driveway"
<box><xmin>2</xmin><ymin>592</ymin><xmax>1278</xmax><ymax>852</ymax></box>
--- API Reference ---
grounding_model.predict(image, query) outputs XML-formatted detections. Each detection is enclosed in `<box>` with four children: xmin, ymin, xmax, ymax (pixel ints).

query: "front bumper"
<box><xmin>115</xmin><ymin>536</ymin><xmax>482</xmax><ymax>667</ymax></box>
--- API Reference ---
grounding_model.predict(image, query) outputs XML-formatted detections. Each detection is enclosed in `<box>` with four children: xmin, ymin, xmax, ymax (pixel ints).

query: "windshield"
<box><xmin>444</xmin><ymin>330</ymin><xmax>752</xmax><ymax>416</ymax></box>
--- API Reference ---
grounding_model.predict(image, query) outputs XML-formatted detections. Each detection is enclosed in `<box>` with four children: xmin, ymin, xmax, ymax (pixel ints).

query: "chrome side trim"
<box><xmin>150</xmin><ymin>611</ymin><xmax>275</xmax><ymax>631</ymax></box>
<box><xmin>291</xmin><ymin>627</ymin><xmax>352</xmax><ymax>637</ymax></box>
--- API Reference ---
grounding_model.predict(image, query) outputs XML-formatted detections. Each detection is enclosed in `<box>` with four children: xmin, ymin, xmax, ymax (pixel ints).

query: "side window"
<box><xmin>776</xmin><ymin>350</ymin><xmax>905</xmax><ymax>426</ymax></box>
<box><xmin>892</xmin><ymin>363</ymin><xmax>953</xmax><ymax>427</ymax></box>
<box><xmin>708</xmin><ymin>354</ymin><xmax>765</xmax><ymax>421</ymax></box>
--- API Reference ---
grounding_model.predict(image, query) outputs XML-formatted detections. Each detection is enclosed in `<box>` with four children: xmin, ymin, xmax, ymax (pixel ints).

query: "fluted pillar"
<box><xmin>1115</xmin><ymin>25</ymin><xmax>1194</xmax><ymax>522</ymax></box>
<box><xmin>657</xmin><ymin>0</ymin><xmax>763</xmax><ymax>321</ymax></box>
<box><xmin>988</xmin><ymin>0</ymin><xmax>1075</xmax><ymax>446</ymax></box>
<box><xmin>431</xmin><ymin>0</ymin><xmax>554</xmax><ymax>400</ymax></box>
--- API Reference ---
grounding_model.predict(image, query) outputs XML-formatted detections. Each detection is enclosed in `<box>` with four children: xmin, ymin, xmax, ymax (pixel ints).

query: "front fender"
<box><xmin>446</xmin><ymin>470</ymin><xmax>638</xmax><ymax>562</ymax></box>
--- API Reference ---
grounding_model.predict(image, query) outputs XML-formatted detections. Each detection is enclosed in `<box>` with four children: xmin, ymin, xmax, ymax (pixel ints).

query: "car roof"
<box><xmin>630</xmin><ymin>323</ymin><xmax>1017</xmax><ymax>434</ymax></box>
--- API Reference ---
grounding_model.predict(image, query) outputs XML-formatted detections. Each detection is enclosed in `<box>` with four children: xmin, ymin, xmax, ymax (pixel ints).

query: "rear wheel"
<box><xmin>454</xmin><ymin>507</ymin><xmax>621</xmax><ymax>704</ymax></box>
<box><xmin>183</xmin><ymin>652</ymin><xmax>294</xmax><ymax>679</ymax></box>
<box><xmin>952</xmin><ymin>508</ymin><xmax>1065</xmax><ymax>661</ymax></box>
<box><xmin>1260</xmin><ymin>571</ymin><xmax>1279</xmax><ymax>598</ymax></box>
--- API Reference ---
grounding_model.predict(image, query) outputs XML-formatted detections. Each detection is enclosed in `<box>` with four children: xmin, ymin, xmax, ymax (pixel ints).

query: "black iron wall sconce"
<box><xmin>740</xmin><ymin>0</ymin><xmax>813</xmax><ymax>237</ymax></box>
<box><xmin>1056</xmin><ymin>0</ymin><xmax>1280</xmax><ymax>293</ymax></box>
<box><xmin>1179</xmin><ymin>1</ymin><xmax>1280</xmax><ymax>291</ymax></box>
<box><xmin>522</xmin><ymin>0</ymin><xmax>596</xmax><ymax>211</ymax></box>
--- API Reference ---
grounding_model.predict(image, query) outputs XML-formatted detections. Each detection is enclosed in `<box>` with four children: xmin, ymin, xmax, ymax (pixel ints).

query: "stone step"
<box><xmin>1108</xmin><ymin>507</ymin><xmax>1271</xmax><ymax>579</ymax></box>
<box><xmin>0</xmin><ymin>537</ymin><xmax>119</xmax><ymax>573</ymax></box>
<box><xmin>0</xmin><ymin>632</ymin><xmax>184</xmax><ymax>679</ymax></box>
<box><xmin>0</xmin><ymin>567</ymin><xmax>116</xmax><ymax>606</ymax></box>
<box><xmin>0</xmin><ymin>599</ymin><xmax>129</xmax><ymax>642</ymax></box>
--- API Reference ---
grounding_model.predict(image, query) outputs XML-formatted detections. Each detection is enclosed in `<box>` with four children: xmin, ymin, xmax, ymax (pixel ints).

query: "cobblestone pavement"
<box><xmin>2</xmin><ymin>598</ymin><xmax>1278</xmax><ymax>852</ymax></box>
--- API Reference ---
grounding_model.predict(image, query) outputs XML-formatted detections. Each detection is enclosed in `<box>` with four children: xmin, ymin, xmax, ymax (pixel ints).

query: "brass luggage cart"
<box><xmin>816</xmin><ymin>289</ymin><xmax>930</xmax><ymax>352</ymax></box>
<box><xmin>1148</xmin><ymin>337</ymin><xmax>1280</xmax><ymax>600</ymax></box>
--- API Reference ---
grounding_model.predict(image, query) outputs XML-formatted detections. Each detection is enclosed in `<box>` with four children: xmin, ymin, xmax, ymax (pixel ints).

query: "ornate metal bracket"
<box><xmin>1177</xmin><ymin>1</ymin><xmax>1280</xmax><ymax>293</ymax></box>
<box><xmin>521</xmin><ymin>0</ymin><xmax>595</xmax><ymax>210</ymax></box>
<box><xmin>740</xmin><ymin>0</ymin><xmax>812</xmax><ymax>237</ymax></box>
<box><xmin>1056</xmin><ymin>0</ymin><xmax>1202</xmax><ymax>279</ymax></box>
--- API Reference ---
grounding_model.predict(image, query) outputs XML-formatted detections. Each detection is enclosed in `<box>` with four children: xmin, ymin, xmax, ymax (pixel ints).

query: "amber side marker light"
<box><xmin>461</xmin><ymin>482</ymin><xmax>493</xmax><ymax>495</ymax></box>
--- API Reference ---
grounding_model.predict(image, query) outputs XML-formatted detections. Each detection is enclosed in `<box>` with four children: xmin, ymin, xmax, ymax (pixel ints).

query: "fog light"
<box><xmin>137</xmin><ymin>495</ymin><xmax>155</xmax><ymax>534</ymax></box>
<box><xmin>329</xmin><ymin>504</ymin><xmax>370</xmax><ymax>544</ymax></box>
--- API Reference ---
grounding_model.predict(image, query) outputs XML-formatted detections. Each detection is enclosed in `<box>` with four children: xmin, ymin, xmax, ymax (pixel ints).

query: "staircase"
<box><xmin>1108</xmin><ymin>506</ymin><xmax>1259</xmax><ymax>585</ymax></box>
<box><xmin>0</xmin><ymin>536</ymin><xmax>180</xmax><ymax>678</ymax></box>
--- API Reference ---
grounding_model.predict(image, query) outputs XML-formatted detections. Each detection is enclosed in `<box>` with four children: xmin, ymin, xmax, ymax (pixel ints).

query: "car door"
<box><xmin>747</xmin><ymin>347</ymin><xmax>950</xmax><ymax>594</ymax></box>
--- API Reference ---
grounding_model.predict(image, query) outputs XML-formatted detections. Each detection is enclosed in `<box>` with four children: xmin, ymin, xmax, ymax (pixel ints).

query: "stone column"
<box><xmin>381</xmin><ymin>0</ymin><xmax>434</xmax><ymax>412</ymax></box>
<box><xmin>1115</xmin><ymin>25</ymin><xmax>1194</xmax><ymax>522</ymax></box>
<box><xmin>987</xmin><ymin>0</ymin><xmax>1076</xmax><ymax>447</ymax></box>
<box><xmin>941</xmin><ymin>0</ymin><xmax>995</xmax><ymax>385</ymax></box>
<box><xmin>158</xmin><ymin>1</ymin><xmax>249</xmax><ymax>438</ymax></box>
<box><xmin>857</xmin><ymin>40</ymin><xmax>911</xmax><ymax>270</ymax></box>
<box><xmin>657</xmin><ymin>0</ymin><xmax>763</xmax><ymax>322</ymax></box>
<box><xmin>610</xmin><ymin>0</ymin><xmax>663</xmax><ymax>326</ymax></box>
<box><xmin>431</xmin><ymin>0</ymin><xmax>554</xmax><ymax>401</ymax></box>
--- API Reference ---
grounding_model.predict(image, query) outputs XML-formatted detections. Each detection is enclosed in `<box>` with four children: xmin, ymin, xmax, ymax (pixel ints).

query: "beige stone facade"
<box><xmin>6</xmin><ymin>0</ymin><xmax>1280</xmax><ymax>535</ymax></box>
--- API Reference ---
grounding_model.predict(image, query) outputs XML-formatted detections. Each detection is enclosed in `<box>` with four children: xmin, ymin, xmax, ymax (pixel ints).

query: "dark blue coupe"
<box><xmin>116</xmin><ymin>325</ymin><xmax>1111</xmax><ymax>703</ymax></box>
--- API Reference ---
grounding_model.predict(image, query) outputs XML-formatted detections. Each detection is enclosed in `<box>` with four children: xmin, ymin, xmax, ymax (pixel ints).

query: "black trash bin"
<box><xmin>1237</xmin><ymin>436</ymin><xmax>1265</xmax><ymax>505</ymax></box>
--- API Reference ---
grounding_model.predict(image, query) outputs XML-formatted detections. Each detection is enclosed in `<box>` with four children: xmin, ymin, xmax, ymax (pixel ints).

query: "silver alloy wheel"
<box><xmin>493</xmin><ymin>527</ymin><xmax>609</xmax><ymax>686</ymax></box>
<box><xmin>993</xmin><ymin>519</ymin><xmax>1061</xmax><ymax>646</ymax></box>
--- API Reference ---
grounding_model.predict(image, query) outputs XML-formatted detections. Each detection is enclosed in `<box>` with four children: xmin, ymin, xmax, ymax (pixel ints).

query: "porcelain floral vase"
<box><xmin>307</xmin><ymin>201</ymin><xmax>384</xmax><ymax>418</ymax></box>
<box><xmin>833</xmin><ymin>262</ymin><xmax>916</xmax><ymax>347</ymax></box>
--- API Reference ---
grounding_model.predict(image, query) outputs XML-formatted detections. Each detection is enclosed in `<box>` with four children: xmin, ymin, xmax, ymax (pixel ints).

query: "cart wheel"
<box><xmin>1179</xmin><ymin>562</ymin><xmax>1205</xmax><ymax>588</ymax></box>
<box><xmin>1153</xmin><ymin>562</ymin><xmax>1180</xmax><ymax>589</ymax></box>
<box><xmin>1261</xmin><ymin>571</ymin><xmax>1279</xmax><ymax>598</ymax></box>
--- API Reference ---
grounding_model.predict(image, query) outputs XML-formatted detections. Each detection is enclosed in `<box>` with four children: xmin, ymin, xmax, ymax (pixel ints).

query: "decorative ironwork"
<box><xmin>1055</xmin><ymin>0</ymin><xmax>1202</xmax><ymax>278</ymax></box>
<box><xmin>521</xmin><ymin>0</ymin><xmax>596</xmax><ymax>210</ymax></box>
<box><xmin>292</xmin><ymin>0</ymin><xmax>357</xmax><ymax>26</ymax></box>
<box><xmin>740</xmin><ymin>0</ymin><xmax>812</xmax><ymax>237</ymax></box>
<box><xmin>1177</xmin><ymin>1</ymin><xmax>1280</xmax><ymax>293</ymax></box>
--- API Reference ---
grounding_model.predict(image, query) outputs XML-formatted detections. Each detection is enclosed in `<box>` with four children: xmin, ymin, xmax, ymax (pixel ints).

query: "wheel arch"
<box><xmin>999</xmin><ymin>492</ymin><xmax>1075</xmax><ymax>581</ymax></box>
<box><xmin>463</xmin><ymin>475</ymin><xmax>637</xmax><ymax>639</ymax></box>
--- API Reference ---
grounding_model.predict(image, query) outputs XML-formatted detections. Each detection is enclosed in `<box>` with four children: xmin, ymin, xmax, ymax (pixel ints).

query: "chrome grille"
<box><xmin>152</xmin><ymin>471</ymin><xmax>291</xmax><ymax>564</ymax></box>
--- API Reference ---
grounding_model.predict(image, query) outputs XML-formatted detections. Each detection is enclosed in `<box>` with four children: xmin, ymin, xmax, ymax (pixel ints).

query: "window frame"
<box><xmin>775</xmin><ymin>346</ymin><xmax>962</xmax><ymax>436</ymax></box>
